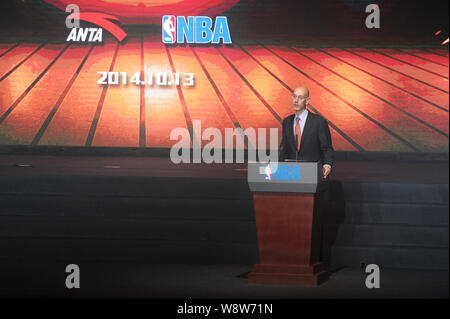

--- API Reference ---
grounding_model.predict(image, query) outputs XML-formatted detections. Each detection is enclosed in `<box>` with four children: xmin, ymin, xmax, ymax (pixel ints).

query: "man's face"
<box><xmin>292</xmin><ymin>88</ymin><xmax>310</xmax><ymax>112</ymax></box>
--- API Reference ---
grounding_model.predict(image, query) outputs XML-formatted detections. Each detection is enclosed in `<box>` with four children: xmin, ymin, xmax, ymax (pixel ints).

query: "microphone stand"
<box><xmin>295</xmin><ymin>134</ymin><xmax>299</xmax><ymax>162</ymax></box>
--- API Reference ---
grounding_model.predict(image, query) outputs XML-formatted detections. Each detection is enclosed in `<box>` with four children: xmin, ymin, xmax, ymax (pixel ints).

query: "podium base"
<box><xmin>248</xmin><ymin>262</ymin><xmax>328</xmax><ymax>286</ymax></box>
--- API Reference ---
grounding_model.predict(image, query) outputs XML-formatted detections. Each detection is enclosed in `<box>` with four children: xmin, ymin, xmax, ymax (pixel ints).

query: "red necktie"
<box><xmin>295</xmin><ymin>117</ymin><xmax>301</xmax><ymax>151</ymax></box>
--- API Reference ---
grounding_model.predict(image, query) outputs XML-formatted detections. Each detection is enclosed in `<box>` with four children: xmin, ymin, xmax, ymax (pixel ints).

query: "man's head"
<box><xmin>291</xmin><ymin>86</ymin><xmax>310</xmax><ymax>113</ymax></box>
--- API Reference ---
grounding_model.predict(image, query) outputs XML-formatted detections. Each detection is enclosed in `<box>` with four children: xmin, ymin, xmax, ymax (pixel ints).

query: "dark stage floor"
<box><xmin>0</xmin><ymin>154</ymin><xmax>448</xmax><ymax>299</ymax></box>
<box><xmin>0</xmin><ymin>262</ymin><xmax>448</xmax><ymax>299</ymax></box>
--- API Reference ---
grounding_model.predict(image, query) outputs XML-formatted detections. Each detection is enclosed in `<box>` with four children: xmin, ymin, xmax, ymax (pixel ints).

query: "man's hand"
<box><xmin>322</xmin><ymin>165</ymin><xmax>331</xmax><ymax>179</ymax></box>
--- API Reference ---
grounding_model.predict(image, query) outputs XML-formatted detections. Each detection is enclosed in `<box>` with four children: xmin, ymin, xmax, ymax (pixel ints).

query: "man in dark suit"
<box><xmin>279</xmin><ymin>86</ymin><xmax>334</xmax><ymax>179</ymax></box>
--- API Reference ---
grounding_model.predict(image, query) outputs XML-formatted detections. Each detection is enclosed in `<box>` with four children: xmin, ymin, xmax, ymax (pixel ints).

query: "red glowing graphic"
<box><xmin>43</xmin><ymin>0</ymin><xmax>241</xmax><ymax>24</ymax></box>
<box><xmin>0</xmin><ymin>39</ymin><xmax>448</xmax><ymax>152</ymax></box>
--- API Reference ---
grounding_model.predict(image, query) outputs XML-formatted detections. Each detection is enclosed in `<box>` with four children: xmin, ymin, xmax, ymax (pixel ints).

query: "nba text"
<box><xmin>163</xmin><ymin>16</ymin><xmax>232</xmax><ymax>44</ymax></box>
<box><xmin>264</xmin><ymin>164</ymin><xmax>301</xmax><ymax>181</ymax></box>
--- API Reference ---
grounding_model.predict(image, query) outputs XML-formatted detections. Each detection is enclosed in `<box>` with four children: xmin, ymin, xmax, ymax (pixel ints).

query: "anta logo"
<box><xmin>65</xmin><ymin>5</ymin><xmax>127</xmax><ymax>43</ymax></box>
<box><xmin>265</xmin><ymin>164</ymin><xmax>301</xmax><ymax>181</ymax></box>
<box><xmin>162</xmin><ymin>15</ymin><xmax>232</xmax><ymax>44</ymax></box>
<box><xmin>66</xmin><ymin>27</ymin><xmax>104</xmax><ymax>42</ymax></box>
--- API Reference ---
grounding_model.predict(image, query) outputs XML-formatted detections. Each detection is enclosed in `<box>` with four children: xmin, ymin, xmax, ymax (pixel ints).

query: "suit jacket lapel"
<box><xmin>287</xmin><ymin>114</ymin><xmax>295</xmax><ymax>149</ymax></box>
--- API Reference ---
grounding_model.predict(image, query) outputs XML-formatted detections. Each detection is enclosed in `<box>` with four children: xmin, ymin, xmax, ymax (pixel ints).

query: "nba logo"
<box><xmin>162</xmin><ymin>15</ymin><xmax>176</xmax><ymax>43</ymax></box>
<box><xmin>264</xmin><ymin>164</ymin><xmax>273</xmax><ymax>181</ymax></box>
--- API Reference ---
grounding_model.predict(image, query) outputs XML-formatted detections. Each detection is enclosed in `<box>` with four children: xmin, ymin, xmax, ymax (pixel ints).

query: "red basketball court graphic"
<box><xmin>0</xmin><ymin>36</ymin><xmax>448</xmax><ymax>152</ymax></box>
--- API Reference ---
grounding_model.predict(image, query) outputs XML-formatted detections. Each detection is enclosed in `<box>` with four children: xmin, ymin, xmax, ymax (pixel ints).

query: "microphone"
<box><xmin>295</xmin><ymin>134</ymin><xmax>298</xmax><ymax>162</ymax></box>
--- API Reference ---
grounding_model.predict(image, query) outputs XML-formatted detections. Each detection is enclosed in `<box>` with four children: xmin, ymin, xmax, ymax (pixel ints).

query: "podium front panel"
<box><xmin>247</xmin><ymin>162</ymin><xmax>320</xmax><ymax>193</ymax></box>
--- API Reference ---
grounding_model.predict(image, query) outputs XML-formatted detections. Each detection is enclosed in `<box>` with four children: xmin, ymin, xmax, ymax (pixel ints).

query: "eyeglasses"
<box><xmin>292</xmin><ymin>94</ymin><xmax>308</xmax><ymax>99</ymax></box>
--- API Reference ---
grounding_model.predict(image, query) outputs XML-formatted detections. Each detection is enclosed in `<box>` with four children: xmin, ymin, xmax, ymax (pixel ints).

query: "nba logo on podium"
<box><xmin>264</xmin><ymin>164</ymin><xmax>301</xmax><ymax>181</ymax></box>
<box><xmin>264</xmin><ymin>164</ymin><xmax>273</xmax><ymax>181</ymax></box>
<box><xmin>162</xmin><ymin>15</ymin><xmax>176</xmax><ymax>43</ymax></box>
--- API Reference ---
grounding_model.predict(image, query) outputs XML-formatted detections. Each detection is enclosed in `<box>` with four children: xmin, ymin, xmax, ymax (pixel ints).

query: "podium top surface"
<box><xmin>247</xmin><ymin>162</ymin><xmax>323</xmax><ymax>193</ymax></box>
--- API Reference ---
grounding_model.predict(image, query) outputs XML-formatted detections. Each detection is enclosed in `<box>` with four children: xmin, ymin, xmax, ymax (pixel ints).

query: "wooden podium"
<box><xmin>247</xmin><ymin>162</ymin><xmax>328</xmax><ymax>286</ymax></box>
